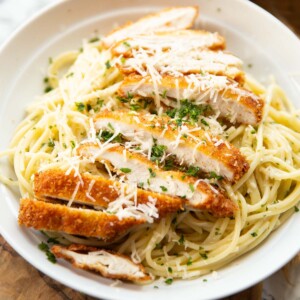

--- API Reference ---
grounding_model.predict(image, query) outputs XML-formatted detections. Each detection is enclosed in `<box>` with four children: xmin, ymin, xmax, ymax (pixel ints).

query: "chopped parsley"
<box><xmin>148</xmin><ymin>168</ymin><xmax>156</xmax><ymax>178</ymax></box>
<box><xmin>47</xmin><ymin>139</ymin><xmax>55</xmax><ymax>148</ymax></box>
<box><xmin>38</xmin><ymin>242</ymin><xmax>56</xmax><ymax>263</ymax></box>
<box><xmin>187</xmin><ymin>257</ymin><xmax>193</xmax><ymax>266</ymax></box>
<box><xmin>165</xmin><ymin>278</ymin><xmax>173</xmax><ymax>285</ymax></box>
<box><xmin>66</xmin><ymin>72</ymin><xmax>74</xmax><ymax>78</ymax></box>
<box><xmin>295</xmin><ymin>206</ymin><xmax>299</xmax><ymax>212</ymax></box>
<box><xmin>208</xmin><ymin>171</ymin><xmax>223</xmax><ymax>180</ymax></box>
<box><xmin>251</xmin><ymin>129</ymin><xmax>256</xmax><ymax>134</ymax></box>
<box><xmin>189</xmin><ymin>183</ymin><xmax>195</xmax><ymax>192</ymax></box>
<box><xmin>160</xmin><ymin>90</ymin><xmax>167</xmax><ymax>99</ymax></box>
<box><xmin>154</xmin><ymin>286</ymin><xmax>159</xmax><ymax>289</ymax></box>
<box><xmin>168</xmin><ymin>267</ymin><xmax>173</xmax><ymax>273</ymax></box>
<box><xmin>151</xmin><ymin>143</ymin><xmax>167</xmax><ymax>162</ymax></box>
<box><xmin>99</xmin><ymin>130</ymin><xmax>113</xmax><ymax>141</ymax></box>
<box><xmin>98</xmin><ymin>130</ymin><xmax>123</xmax><ymax>143</ymax></box>
<box><xmin>120</xmin><ymin>168</ymin><xmax>131</xmax><ymax>173</ymax></box>
<box><xmin>105</xmin><ymin>60</ymin><xmax>111</xmax><ymax>69</ymax></box>
<box><xmin>160</xmin><ymin>186</ymin><xmax>168</xmax><ymax>192</ymax></box>
<box><xmin>186</xmin><ymin>166</ymin><xmax>200</xmax><ymax>177</ymax></box>
<box><xmin>44</xmin><ymin>86</ymin><xmax>53</xmax><ymax>93</ymax></box>
<box><xmin>163</xmin><ymin>156</ymin><xmax>176</xmax><ymax>171</ymax></box>
<box><xmin>47</xmin><ymin>237</ymin><xmax>59</xmax><ymax>244</ymax></box>
<box><xmin>178</xmin><ymin>234</ymin><xmax>185</xmax><ymax>245</ymax></box>
<box><xmin>166</xmin><ymin>100</ymin><xmax>211</xmax><ymax>125</ymax></box>
<box><xmin>123</xmin><ymin>41</ymin><xmax>131</xmax><ymax>47</ymax></box>
<box><xmin>108</xmin><ymin>122</ymin><xmax>114</xmax><ymax>130</ymax></box>
<box><xmin>38</xmin><ymin>241</ymin><xmax>48</xmax><ymax>252</ymax></box>
<box><xmin>70</xmin><ymin>140</ymin><xmax>76</xmax><ymax>149</ymax></box>
<box><xmin>88</xmin><ymin>37</ymin><xmax>100</xmax><ymax>43</ymax></box>
<box><xmin>251</xmin><ymin>232</ymin><xmax>258</xmax><ymax>237</ymax></box>
<box><xmin>200</xmin><ymin>253</ymin><xmax>208</xmax><ymax>260</ymax></box>
<box><xmin>129</xmin><ymin>103</ymin><xmax>141</xmax><ymax>111</ymax></box>
<box><xmin>75</xmin><ymin>102</ymin><xmax>85</xmax><ymax>112</ymax></box>
<box><xmin>201</xmin><ymin>118</ymin><xmax>209</xmax><ymax>126</ymax></box>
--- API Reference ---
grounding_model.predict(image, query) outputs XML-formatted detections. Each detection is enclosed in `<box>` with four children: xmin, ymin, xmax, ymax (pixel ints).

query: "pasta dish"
<box><xmin>1</xmin><ymin>6</ymin><xmax>300</xmax><ymax>284</ymax></box>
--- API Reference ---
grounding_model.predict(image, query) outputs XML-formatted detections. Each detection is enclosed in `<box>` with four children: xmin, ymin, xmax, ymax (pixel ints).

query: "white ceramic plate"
<box><xmin>0</xmin><ymin>0</ymin><xmax>300</xmax><ymax>299</ymax></box>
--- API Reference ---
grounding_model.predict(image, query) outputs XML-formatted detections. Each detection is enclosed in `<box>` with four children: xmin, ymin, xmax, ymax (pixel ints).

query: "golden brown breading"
<box><xmin>102</xmin><ymin>6</ymin><xmax>199</xmax><ymax>48</ymax></box>
<box><xmin>112</xmin><ymin>30</ymin><xmax>225</xmax><ymax>56</ymax></box>
<box><xmin>51</xmin><ymin>244</ymin><xmax>153</xmax><ymax>283</ymax></box>
<box><xmin>34</xmin><ymin>168</ymin><xmax>183</xmax><ymax>217</ymax></box>
<box><xmin>18</xmin><ymin>198</ymin><xmax>145</xmax><ymax>241</ymax></box>
<box><xmin>78</xmin><ymin>143</ymin><xmax>238</xmax><ymax>217</ymax></box>
<box><xmin>117</xmin><ymin>56</ymin><xmax>244</xmax><ymax>84</ymax></box>
<box><xmin>118</xmin><ymin>74</ymin><xmax>264</xmax><ymax>125</ymax></box>
<box><xmin>93</xmin><ymin>110</ymin><xmax>249</xmax><ymax>182</ymax></box>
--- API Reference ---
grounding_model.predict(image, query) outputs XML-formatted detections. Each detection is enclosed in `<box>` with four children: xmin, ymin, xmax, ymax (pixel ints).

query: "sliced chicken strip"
<box><xmin>93</xmin><ymin>110</ymin><xmax>249</xmax><ymax>182</ymax></box>
<box><xmin>102</xmin><ymin>7</ymin><xmax>199</xmax><ymax>48</ymax></box>
<box><xmin>78</xmin><ymin>143</ymin><xmax>238</xmax><ymax>217</ymax></box>
<box><xmin>118</xmin><ymin>50</ymin><xmax>244</xmax><ymax>83</ymax></box>
<box><xmin>118</xmin><ymin>74</ymin><xmax>264</xmax><ymax>125</ymax></box>
<box><xmin>34</xmin><ymin>168</ymin><xmax>183</xmax><ymax>217</ymax></box>
<box><xmin>19</xmin><ymin>198</ymin><xmax>145</xmax><ymax>241</ymax></box>
<box><xmin>112</xmin><ymin>30</ymin><xmax>225</xmax><ymax>56</ymax></box>
<box><xmin>51</xmin><ymin>244</ymin><xmax>153</xmax><ymax>284</ymax></box>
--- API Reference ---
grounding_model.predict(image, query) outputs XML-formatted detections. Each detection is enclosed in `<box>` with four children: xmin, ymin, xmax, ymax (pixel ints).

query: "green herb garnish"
<box><xmin>200</xmin><ymin>253</ymin><xmax>208</xmax><ymax>260</ymax></box>
<box><xmin>148</xmin><ymin>168</ymin><xmax>156</xmax><ymax>178</ymax></box>
<box><xmin>105</xmin><ymin>60</ymin><xmax>111</xmax><ymax>69</ymax></box>
<box><xmin>187</xmin><ymin>257</ymin><xmax>193</xmax><ymax>266</ymax></box>
<box><xmin>47</xmin><ymin>139</ymin><xmax>55</xmax><ymax>148</ymax></box>
<box><xmin>189</xmin><ymin>183</ymin><xmax>195</xmax><ymax>192</ymax></box>
<box><xmin>75</xmin><ymin>102</ymin><xmax>85</xmax><ymax>112</ymax></box>
<box><xmin>186</xmin><ymin>166</ymin><xmax>200</xmax><ymax>177</ymax></box>
<box><xmin>120</xmin><ymin>168</ymin><xmax>131</xmax><ymax>173</ymax></box>
<box><xmin>44</xmin><ymin>86</ymin><xmax>53</xmax><ymax>93</ymax></box>
<box><xmin>165</xmin><ymin>278</ymin><xmax>173</xmax><ymax>285</ymax></box>
<box><xmin>88</xmin><ymin>37</ymin><xmax>100</xmax><ymax>43</ymax></box>
<box><xmin>178</xmin><ymin>234</ymin><xmax>185</xmax><ymax>245</ymax></box>
<box><xmin>151</xmin><ymin>143</ymin><xmax>167</xmax><ymax>162</ymax></box>
<box><xmin>38</xmin><ymin>242</ymin><xmax>56</xmax><ymax>263</ymax></box>
<box><xmin>160</xmin><ymin>186</ymin><xmax>168</xmax><ymax>192</ymax></box>
<box><xmin>208</xmin><ymin>172</ymin><xmax>223</xmax><ymax>180</ymax></box>
<box><xmin>201</xmin><ymin>118</ymin><xmax>209</xmax><ymax>126</ymax></box>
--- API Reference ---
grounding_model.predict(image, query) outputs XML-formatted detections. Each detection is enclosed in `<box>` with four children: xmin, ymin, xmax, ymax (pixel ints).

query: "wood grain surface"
<box><xmin>0</xmin><ymin>1</ymin><xmax>299</xmax><ymax>299</ymax></box>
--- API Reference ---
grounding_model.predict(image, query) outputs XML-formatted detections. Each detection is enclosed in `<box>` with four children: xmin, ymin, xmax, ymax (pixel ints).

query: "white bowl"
<box><xmin>0</xmin><ymin>0</ymin><xmax>299</xmax><ymax>299</ymax></box>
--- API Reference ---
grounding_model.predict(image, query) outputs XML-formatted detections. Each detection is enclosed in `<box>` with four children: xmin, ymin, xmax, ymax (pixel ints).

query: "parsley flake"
<box><xmin>148</xmin><ymin>168</ymin><xmax>156</xmax><ymax>178</ymax></box>
<box><xmin>178</xmin><ymin>234</ymin><xmax>185</xmax><ymax>245</ymax></box>
<box><xmin>189</xmin><ymin>183</ymin><xmax>195</xmax><ymax>192</ymax></box>
<box><xmin>165</xmin><ymin>278</ymin><xmax>173</xmax><ymax>285</ymax></box>
<box><xmin>160</xmin><ymin>186</ymin><xmax>168</xmax><ymax>192</ymax></box>
<box><xmin>187</xmin><ymin>257</ymin><xmax>193</xmax><ymax>266</ymax></box>
<box><xmin>120</xmin><ymin>168</ymin><xmax>131</xmax><ymax>173</ymax></box>
<box><xmin>105</xmin><ymin>60</ymin><xmax>111</xmax><ymax>69</ymax></box>
<box><xmin>208</xmin><ymin>172</ymin><xmax>223</xmax><ymax>180</ymax></box>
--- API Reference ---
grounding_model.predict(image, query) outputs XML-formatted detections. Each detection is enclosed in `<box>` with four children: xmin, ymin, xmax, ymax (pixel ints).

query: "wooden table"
<box><xmin>1</xmin><ymin>1</ymin><xmax>299</xmax><ymax>299</ymax></box>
